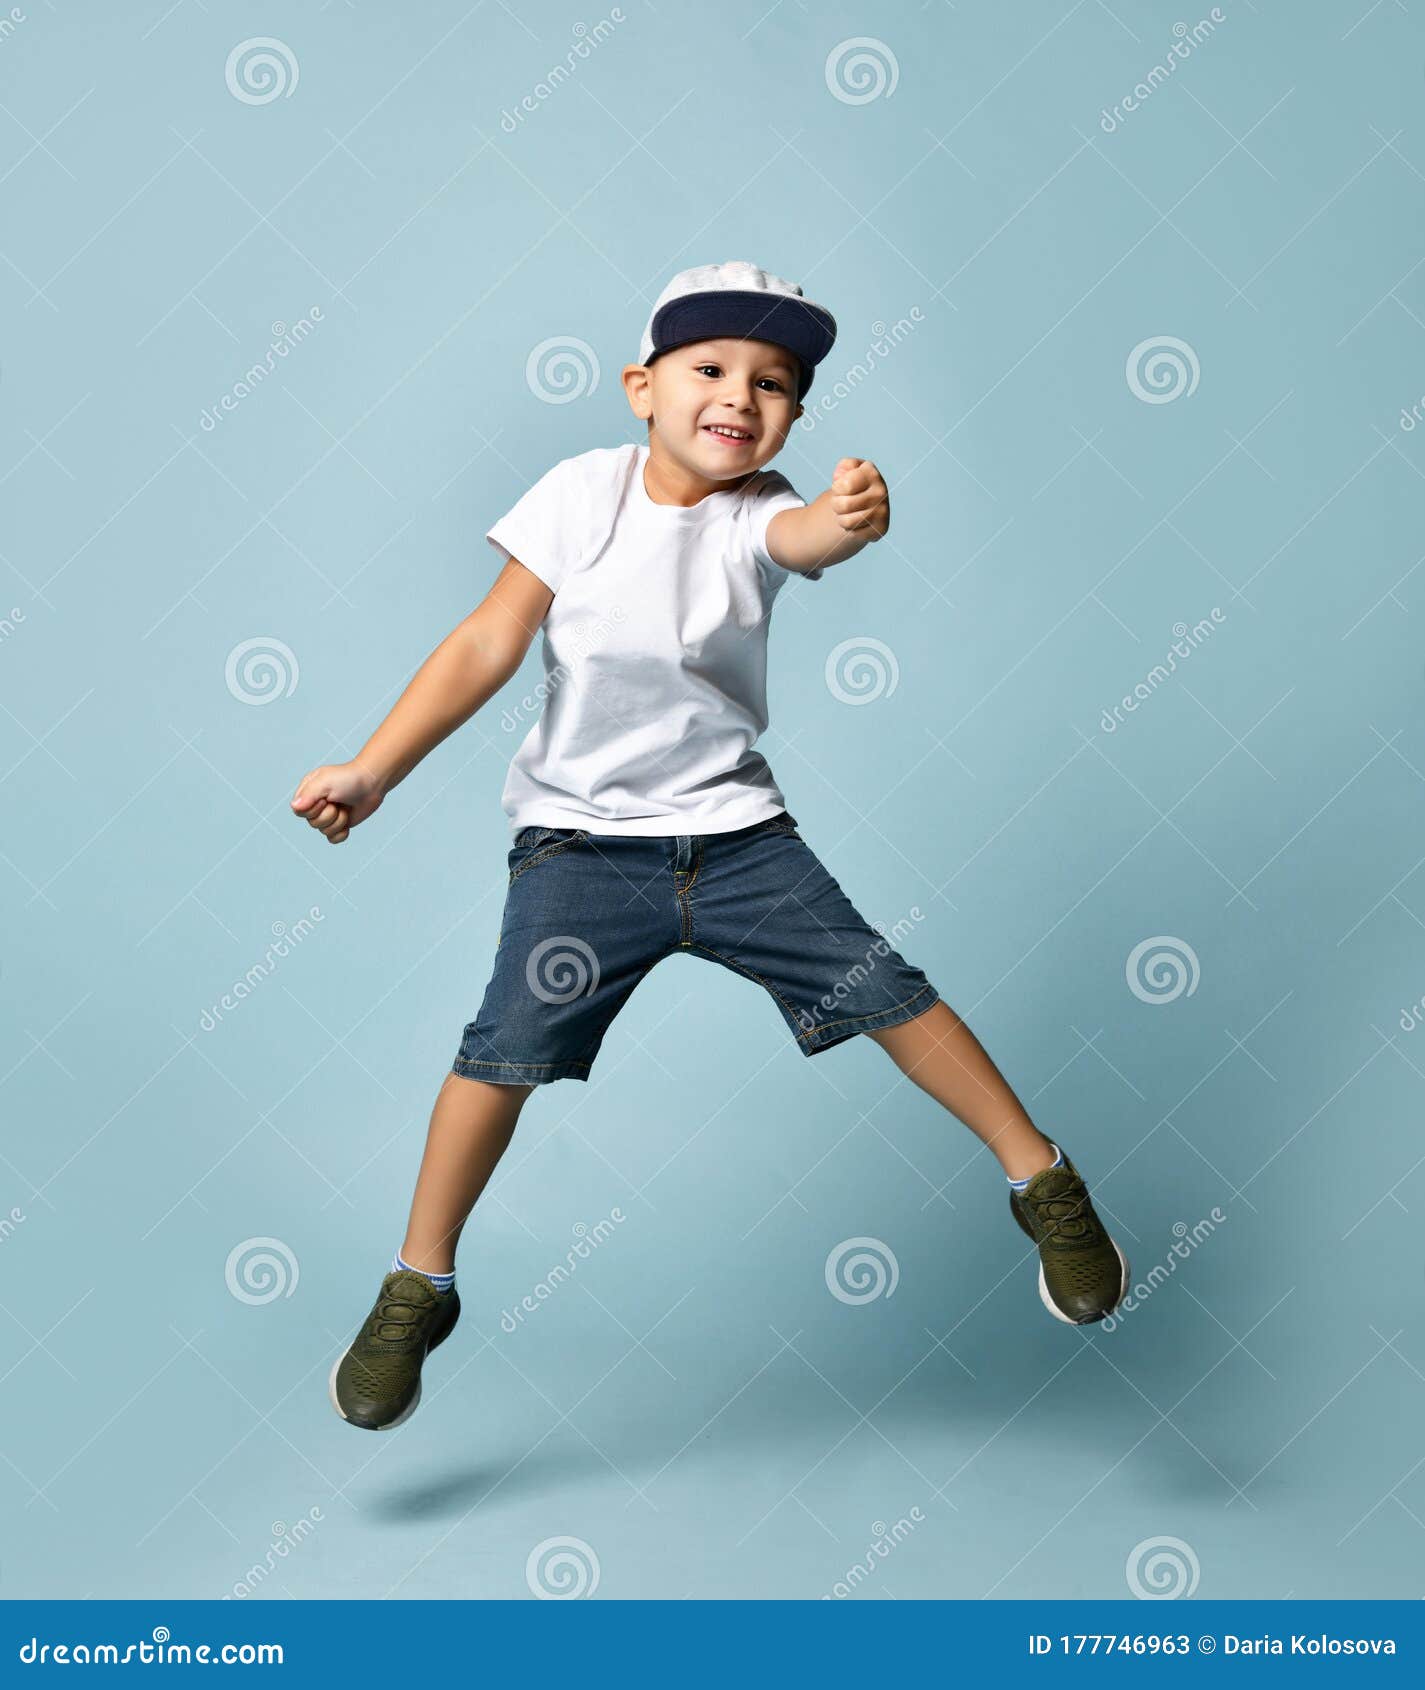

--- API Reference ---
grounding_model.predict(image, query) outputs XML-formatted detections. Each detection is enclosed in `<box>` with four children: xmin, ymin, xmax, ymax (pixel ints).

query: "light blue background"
<box><xmin>2</xmin><ymin>0</ymin><xmax>1420</xmax><ymax>1602</ymax></box>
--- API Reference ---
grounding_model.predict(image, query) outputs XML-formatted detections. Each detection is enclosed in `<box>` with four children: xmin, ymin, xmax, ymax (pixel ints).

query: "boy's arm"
<box><xmin>291</xmin><ymin>558</ymin><xmax>552</xmax><ymax>843</ymax></box>
<box><xmin>764</xmin><ymin>456</ymin><xmax>890</xmax><ymax>575</ymax></box>
<box><xmin>357</xmin><ymin>559</ymin><xmax>552</xmax><ymax>792</ymax></box>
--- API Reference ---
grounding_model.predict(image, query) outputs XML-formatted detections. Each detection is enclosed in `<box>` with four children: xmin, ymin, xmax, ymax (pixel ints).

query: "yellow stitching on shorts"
<box><xmin>453</xmin><ymin>1055</ymin><xmax>591</xmax><ymax>1073</ymax></box>
<box><xmin>681</xmin><ymin>839</ymin><xmax>705</xmax><ymax>896</ymax></box>
<box><xmin>673</xmin><ymin>839</ymin><xmax>705</xmax><ymax>945</ymax></box>
<box><xmin>508</xmin><ymin>833</ymin><xmax>588</xmax><ymax>885</ymax></box>
<box><xmin>806</xmin><ymin>983</ymin><xmax>939</xmax><ymax>1040</ymax></box>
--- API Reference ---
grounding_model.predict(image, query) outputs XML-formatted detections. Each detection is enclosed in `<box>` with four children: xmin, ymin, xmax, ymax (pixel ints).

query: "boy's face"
<box><xmin>623</xmin><ymin>337</ymin><xmax>804</xmax><ymax>483</ymax></box>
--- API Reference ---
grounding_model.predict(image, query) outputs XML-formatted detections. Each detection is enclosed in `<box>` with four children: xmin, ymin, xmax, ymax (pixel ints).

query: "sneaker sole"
<box><xmin>1037</xmin><ymin>1236</ymin><xmax>1130</xmax><ymax>1326</ymax></box>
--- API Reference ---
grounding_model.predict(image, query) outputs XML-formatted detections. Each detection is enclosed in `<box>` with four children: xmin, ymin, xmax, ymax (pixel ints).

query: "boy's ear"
<box><xmin>622</xmin><ymin>362</ymin><xmax>653</xmax><ymax>421</ymax></box>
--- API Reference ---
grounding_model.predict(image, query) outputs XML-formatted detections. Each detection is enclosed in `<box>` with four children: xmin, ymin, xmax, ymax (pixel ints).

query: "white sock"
<box><xmin>392</xmin><ymin>1249</ymin><xmax>455</xmax><ymax>1292</ymax></box>
<box><xmin>1007</xmin><ymin>1141</ymin><xmax>1063</xmax><ymax>1191</ymax></box>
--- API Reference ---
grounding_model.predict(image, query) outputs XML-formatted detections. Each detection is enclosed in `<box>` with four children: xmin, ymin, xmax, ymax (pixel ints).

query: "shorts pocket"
<box><xmin>514</xmin><ymin>825</ymin><xmax>563</xmax><ymax>850</ymax></box>
<box><xmin>508</xmin><ymin>827</ymin><xmax>590</xmax><ymax>884</ymax></box>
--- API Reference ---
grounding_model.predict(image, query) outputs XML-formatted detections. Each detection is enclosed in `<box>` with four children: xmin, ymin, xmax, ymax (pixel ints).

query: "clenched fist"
<box><xmin>830</xmin><ymin>457</ymin><xmax>889</xmax><ymax>541</ymax></box>
<box><xmin>290</xmin><ymin>760</ymin><xmax>385</xmax><ymax>845</ymax></box>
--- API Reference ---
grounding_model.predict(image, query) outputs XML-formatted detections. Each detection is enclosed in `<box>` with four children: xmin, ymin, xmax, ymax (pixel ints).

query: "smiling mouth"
<box><xmin>702</xmin><ymin>424</ymin><xmax>755</xmax><ymax>446</ymax></box>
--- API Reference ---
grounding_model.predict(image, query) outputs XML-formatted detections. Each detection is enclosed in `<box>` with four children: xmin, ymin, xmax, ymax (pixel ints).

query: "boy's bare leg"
<box><xmin>864</xmin><ymin>1001</ymin><xmax>1059</xmax><ymax>1182</ymax></box>
<box><xmin>397</xmin><ymin>1073</ymin><xmax>535</xmax><ymax>1275</ymax></box>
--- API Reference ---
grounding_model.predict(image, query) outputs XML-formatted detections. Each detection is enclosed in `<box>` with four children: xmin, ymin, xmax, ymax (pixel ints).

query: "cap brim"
<box><xmin>649</xmin><ymin>291</ymin><xmax>837</xmax><ymax>374</ymax></box>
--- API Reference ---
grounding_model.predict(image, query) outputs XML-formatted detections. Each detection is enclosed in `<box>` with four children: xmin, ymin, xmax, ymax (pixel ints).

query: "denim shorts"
<box><xmin>451</xmin><ymin>812</ymin><xmax>941</xmax><ymax>1085</ymax></box>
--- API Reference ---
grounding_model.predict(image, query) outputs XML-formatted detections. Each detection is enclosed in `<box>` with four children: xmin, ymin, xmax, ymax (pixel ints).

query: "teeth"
<box><xmin>707</xmin><ymin>426</ymin><xmax>750</xmax><ymax>439</ymax></box>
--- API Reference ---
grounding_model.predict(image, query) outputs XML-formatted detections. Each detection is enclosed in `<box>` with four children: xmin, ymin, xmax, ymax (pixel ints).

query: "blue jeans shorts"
<box><xmin>451</xmin><ymin>811</ymin><xmax>942</xmax><ymax>1085</ymax></box>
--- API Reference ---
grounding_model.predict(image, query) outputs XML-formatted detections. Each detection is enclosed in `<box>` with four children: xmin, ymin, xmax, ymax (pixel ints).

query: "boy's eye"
<box><xmin>695</xmin><ymin>364</ymin><xmax>784</xmax><ymax>393</ymax></box>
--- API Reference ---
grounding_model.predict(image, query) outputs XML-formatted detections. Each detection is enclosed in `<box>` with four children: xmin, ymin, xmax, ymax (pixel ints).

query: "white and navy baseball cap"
<box><xmin>638</xmin><ymin>260</ymin><xmax>837</xmax><ymax>400</ymax></box>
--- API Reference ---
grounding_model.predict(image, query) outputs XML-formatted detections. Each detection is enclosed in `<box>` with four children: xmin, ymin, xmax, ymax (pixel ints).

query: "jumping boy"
<box><xmin>292</xmin><ymin>261</ymin><xmax>1130</xmax><ymax>1431</ymax></box>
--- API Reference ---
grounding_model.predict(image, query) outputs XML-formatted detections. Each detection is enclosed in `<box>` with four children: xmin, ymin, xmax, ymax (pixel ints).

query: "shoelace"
<box><xmin>369</xmin><ymin>1294</ymin><xmax>435</xmax><ymax>1343</ymax></box>
<box><xmin>1023</xmin><ymin>1180</ymin><xmax>1102</xmax><ymax>1245</ymax></box>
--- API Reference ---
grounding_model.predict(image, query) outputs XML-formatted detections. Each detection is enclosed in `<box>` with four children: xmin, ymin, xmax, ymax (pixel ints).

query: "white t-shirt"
<box><xmin>486</xmin><ymin>441</ymin><xmax>822</xmax><ymax>837</ymax></box>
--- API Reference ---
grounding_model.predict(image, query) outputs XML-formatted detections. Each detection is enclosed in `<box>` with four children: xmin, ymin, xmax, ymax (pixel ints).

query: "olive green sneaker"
<box><xmin>1009</xmin><ymin>1149</ymin><xmax>1129</xmax><ymax>1325</ymax></box>
<box><xmin>328</xmin><ymin>1268</ymin><xmax>461</xmax><ymax>1430</ymax></box>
